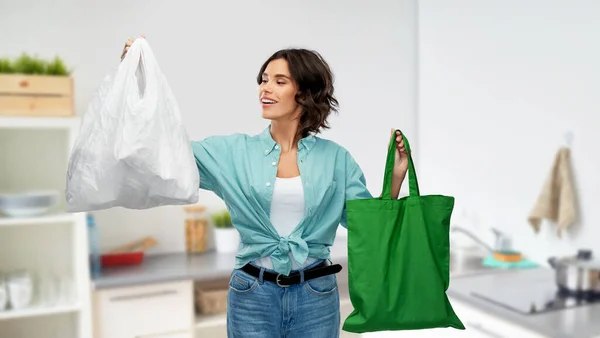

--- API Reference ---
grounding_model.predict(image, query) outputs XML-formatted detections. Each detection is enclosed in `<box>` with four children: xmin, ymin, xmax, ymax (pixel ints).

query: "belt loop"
<box><xmin>300</xmin><ymin>269</ymin><xmax>305</xmax><ymax>283</ymax></box>
<box><xmin>258</xmin><ymin>267</ymin><xmax>265</xmax><ymax>283</ymax></box>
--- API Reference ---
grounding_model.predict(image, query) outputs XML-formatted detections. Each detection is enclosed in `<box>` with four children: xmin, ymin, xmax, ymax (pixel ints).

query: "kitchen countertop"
<box><xmin>448</xmin><ymin>268</ymin><xmax>600</xmax><ymax>338</ymax></box>
<box><xmin>92</xmin><ymin>241</ymin><xmax>350</xmax><ymax>289</ymax></box>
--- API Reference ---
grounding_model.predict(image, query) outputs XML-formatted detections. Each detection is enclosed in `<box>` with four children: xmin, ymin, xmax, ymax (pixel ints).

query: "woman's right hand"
<box><xmin>120</xmin><ymin>35</ymin><xmax>145</xmax><ymax>61</ymax></box>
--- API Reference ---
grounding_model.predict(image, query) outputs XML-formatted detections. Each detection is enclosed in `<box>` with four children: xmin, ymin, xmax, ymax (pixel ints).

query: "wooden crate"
<box><xmin>0</xmin><ymin>74</ymin><xmax>74</xmax><ymax>117</ymax></box>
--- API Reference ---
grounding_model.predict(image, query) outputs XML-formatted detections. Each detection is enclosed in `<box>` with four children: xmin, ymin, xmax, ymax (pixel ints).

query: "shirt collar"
<box><xmin>259</xmin><ymin>125</ymin><xmax>316</xmax><ymax>156</ymax></box>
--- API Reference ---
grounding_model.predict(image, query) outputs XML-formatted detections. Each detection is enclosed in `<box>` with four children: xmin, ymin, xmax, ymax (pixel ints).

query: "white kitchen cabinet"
<box><xmin>94</xmin><ymin>282</ymin><xmax>546</xmax><ymax>338</ymax></box>
<box><xmin>350</xmin><ymin>297</ymin><xmax>548</xmax><ymax>338</ymax></box>
<box><xmin>0</xmin><ymin>117</ymin><xmax>92</xmax><ymax>338</ymax></box>
<box><xmin>93</xmin><ymin>280</ymin><xmax>194</xmax><ymax>338</ymax></box>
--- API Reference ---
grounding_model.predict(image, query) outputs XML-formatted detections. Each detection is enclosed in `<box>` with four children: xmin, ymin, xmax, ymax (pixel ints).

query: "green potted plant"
<box><xmin>211</xmin><ymin>209</ymin><xmax>239</xmax><ymax>253</ymax></box>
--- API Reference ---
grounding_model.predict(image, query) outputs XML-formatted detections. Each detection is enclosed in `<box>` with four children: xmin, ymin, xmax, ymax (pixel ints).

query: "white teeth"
<box><xmin>262</xmin><ymin>99</ymin><xmax>276</xmax><ymax>104</ymax></box>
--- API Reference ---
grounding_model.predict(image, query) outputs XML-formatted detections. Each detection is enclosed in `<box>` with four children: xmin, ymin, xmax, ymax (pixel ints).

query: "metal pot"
<box><xmin>548</xmin><ymin>249</ymin><xmax>600</xmax><ymax>298</ymax></box>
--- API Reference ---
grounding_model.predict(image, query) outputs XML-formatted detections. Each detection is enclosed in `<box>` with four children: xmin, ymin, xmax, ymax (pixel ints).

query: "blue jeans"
<box><xmin>227</xmin><ymin>259</ymin><xmax>340</xmax><ymax>338</ymax></box>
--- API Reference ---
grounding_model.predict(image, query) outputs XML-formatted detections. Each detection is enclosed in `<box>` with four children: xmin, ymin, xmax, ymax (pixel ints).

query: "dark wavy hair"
<box><xmin>257</xmin><ymin>48</ymin><xmax>339</xmax><ymax>138</ymax></box>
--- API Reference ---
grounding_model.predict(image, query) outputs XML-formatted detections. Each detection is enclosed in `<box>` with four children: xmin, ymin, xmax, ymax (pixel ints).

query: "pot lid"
<box><xmin>554</xmin><ymin>249</ymin><xmax>600</xmax><ymax>269</ymax></box>
<box><xmin>573</xmin><ymin>259</ymin><xmax>600</xmax><ymax>269</ymax></box>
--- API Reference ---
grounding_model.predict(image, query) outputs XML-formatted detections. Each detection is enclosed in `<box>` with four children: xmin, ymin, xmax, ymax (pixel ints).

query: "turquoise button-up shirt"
<box><xmin>191</xmin><ymin>126</ymin><xmax>372</xmax><ymax>276</ymax></box>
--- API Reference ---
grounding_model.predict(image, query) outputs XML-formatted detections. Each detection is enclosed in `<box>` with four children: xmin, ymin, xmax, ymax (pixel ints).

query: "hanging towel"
<box><xmin>528</xmin><ymin>147</ymin><xmax>577</xmax><ymax>238</ymax></box>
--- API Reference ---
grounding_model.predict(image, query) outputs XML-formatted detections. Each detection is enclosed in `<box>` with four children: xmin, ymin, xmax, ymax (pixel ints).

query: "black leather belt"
<box><xmin>241</xmin><ymin>261</ymin><xmax>343</xmax><ymax>287</ymax></box>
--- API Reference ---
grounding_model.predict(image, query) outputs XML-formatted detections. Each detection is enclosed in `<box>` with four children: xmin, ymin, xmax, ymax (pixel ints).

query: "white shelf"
<box><xmin>195</xmin><ymin>313</ymin><xmax>226</xmax><ymax>329</ymax></box>
<box><xmin>0</xmin><ymin>113</ymin><xmax>92</xmax><ymax>337</ymax></box>
<box><xmin>0</xmin><ymin>213</ymin><xmax>78</xmax><ymax>227</ymax></box>
<box><xmin>0</xmin><ymin>303</ymin><xmax>80</xmax><ymax>321</ymax></box>
<box><xmin>0</xmin><ymin>116</ymin><xmax>80</xmax><ymax>130</ymax></box>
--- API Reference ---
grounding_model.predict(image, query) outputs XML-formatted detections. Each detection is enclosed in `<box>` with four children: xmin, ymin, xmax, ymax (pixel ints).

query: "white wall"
<box><xmin>1</xmin><ymin>0</ymin><xmax>418</xmax><ymax>253</ymax></box>
<box><xmin>417</xmin><ymin>0</ymin><xmax>599</xmax><ymax>263</ymax></box>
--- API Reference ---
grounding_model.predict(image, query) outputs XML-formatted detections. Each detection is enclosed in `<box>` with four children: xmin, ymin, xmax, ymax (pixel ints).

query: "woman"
<box><xmin>122</xmin><ymin>38</ymin><xmax>408</xmax><ymax>338</ymax></box>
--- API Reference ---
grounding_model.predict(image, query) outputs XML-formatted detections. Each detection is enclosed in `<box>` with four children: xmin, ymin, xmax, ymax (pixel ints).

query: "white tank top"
<box><xmin>253</xmin><ymin>176</ymin><xmax>318</xmax><ymax>270</ymax></box>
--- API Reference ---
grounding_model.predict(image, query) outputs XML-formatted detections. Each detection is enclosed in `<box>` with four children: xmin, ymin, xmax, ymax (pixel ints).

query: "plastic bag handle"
<box><xmin>381</xmin><ymin>129</ymin><xmax>420</xmax><ymax>199</ymax></box>
<box><xmin>120</xmin><ymin>38</ymin><xmax>157</xmax><ymax>104</ymax></box>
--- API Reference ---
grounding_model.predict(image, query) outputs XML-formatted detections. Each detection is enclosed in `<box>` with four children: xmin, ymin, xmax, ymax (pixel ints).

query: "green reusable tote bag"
<box><xmin>342</xmin><ymin>130</ymin><xmax>465</xmax><ymax>333</ymax></box>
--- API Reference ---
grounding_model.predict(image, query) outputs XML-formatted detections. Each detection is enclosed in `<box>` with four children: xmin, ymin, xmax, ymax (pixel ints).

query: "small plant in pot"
<box><xmin>0</xmin><ymin>53</ymin><xmax>74</xmax><ymax>117</ymax></box>
<box><xmin>211</xmin><ymin>210</ymin><xmax>239</xmax><ymax>253</ymax></box>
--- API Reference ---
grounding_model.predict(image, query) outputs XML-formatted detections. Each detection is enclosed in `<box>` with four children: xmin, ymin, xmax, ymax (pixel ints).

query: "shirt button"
<box><xmin>266</xmin><ymin>182</ymin><xmax>271</xmax><ymax>187</ymax></box>
<box><xmin>271</xmin><ymin>161</ymin><xmax>276</xmax><ymax>166</ymax></box>
<box><xmin>275</xmin><ymin>145</ymin><xmax>279</xmax><ymax>150</ymax></box>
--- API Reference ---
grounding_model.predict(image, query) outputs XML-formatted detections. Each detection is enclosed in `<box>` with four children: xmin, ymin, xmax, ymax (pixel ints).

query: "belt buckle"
<box><xmin>276</xmin><ymin>274</ymin><xmax>290</xmax><ymax>287</ymax></box>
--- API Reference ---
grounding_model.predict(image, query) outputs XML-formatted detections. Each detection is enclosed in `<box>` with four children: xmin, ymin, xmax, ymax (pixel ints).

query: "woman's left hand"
<box><xmin>392</xmin><ymin>129</ymin><xmax>408</xmax><ymax>179</ymax></box>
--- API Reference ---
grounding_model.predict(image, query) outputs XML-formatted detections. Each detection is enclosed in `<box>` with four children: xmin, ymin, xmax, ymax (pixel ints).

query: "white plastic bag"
<box><xmin>66</xmin><ymin>38</ymin><xmax>199</xmax><ymax>212</ymax></box>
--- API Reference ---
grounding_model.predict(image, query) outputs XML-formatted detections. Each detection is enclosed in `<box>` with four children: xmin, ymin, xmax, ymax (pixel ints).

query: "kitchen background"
<box><xmin>1</xmin><ymin>0</ymin><xmax>599</xmax><ymax>337</ymax></box>
<box><xmin>2</xmin><ymin>0</ymin><xmax>418</xmax><ymax>254</ymax></box>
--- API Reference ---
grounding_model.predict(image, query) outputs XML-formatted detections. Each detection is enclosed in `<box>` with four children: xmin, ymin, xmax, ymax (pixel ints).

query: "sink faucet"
<box><xmin>450</xmin><ymin>226</ymin><xmax>494</xmax><ymax>254</ymax></box>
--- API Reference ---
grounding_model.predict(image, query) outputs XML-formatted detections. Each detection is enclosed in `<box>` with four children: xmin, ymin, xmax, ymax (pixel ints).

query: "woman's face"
<box><xmin>258</xmin><ymin>58</ymin><xmax>302</xmax><ymax>122</ymax></box>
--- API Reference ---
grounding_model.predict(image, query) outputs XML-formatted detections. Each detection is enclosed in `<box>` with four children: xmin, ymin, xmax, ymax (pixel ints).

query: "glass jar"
<box><xmin>184</xmin><ymin>205</ymin><xmax>209</xmax><ymax>254</ymax></box>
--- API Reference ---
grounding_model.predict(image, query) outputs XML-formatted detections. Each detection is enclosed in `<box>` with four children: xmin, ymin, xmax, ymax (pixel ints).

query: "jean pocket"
<box><xmin>305</xmin><ymin>274</ymin><xmax>338</xmax><ymax>295</ymax></box>
<box><xmin>229</xmin><ymin>270</ymin><xmax>258</xmax><ymax>293</ymax></box>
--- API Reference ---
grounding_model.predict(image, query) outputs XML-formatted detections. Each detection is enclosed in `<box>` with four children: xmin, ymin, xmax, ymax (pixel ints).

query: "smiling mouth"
<box><xmin>261</xmin><ymin>98</ymin><xmax>277</xmax><ymax>104</ymax></box>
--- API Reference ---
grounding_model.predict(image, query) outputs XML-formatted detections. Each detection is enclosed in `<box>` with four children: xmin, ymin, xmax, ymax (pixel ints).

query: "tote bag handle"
<box><xmin>381</xmin><ymin>129</ymin><xmax>420</xmax><ymax>199</ymax></box>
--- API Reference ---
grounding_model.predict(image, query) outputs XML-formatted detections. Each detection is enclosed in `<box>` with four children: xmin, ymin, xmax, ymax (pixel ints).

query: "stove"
<box><xmin>468</xmin><ymin>271</ymin><xmax>600</xmax><ymax>315</ymax></box>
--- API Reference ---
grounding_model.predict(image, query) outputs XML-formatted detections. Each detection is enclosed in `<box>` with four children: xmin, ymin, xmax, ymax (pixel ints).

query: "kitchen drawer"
<box><xmin>94</xmin><ymin>280</ymin><xmax>194</xmax><ymax>338</ymax></box>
